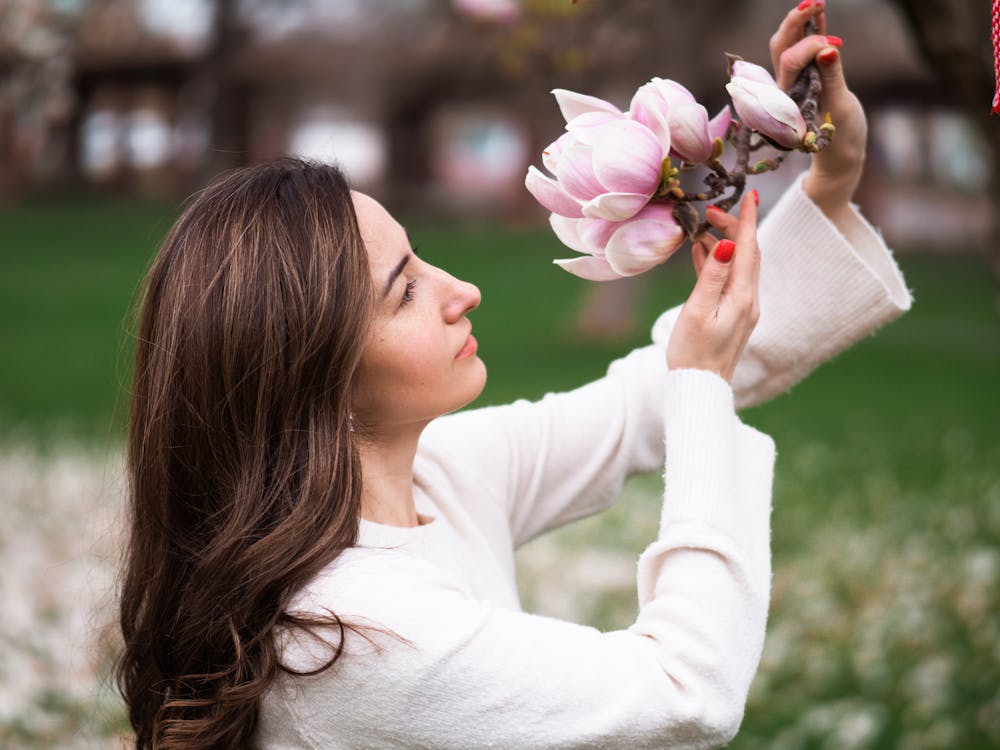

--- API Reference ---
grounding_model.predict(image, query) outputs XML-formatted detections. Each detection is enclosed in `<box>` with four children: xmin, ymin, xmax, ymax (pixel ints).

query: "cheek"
<box><xmin>357</xmin><ymin>326</ymin><xmax>452</xmax><ymax>414</ymax></box>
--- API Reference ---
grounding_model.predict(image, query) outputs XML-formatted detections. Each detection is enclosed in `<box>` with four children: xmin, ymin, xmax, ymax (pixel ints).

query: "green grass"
<box><xmin>0</xmin><ymin>199</ymin><xmax>177</xmax><ymax>448</ymax></box>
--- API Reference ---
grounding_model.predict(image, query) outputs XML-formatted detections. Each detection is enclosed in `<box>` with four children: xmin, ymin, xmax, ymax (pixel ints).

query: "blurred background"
<box><xmin>0</xmin><ymin>0</ymin><xmax>998</xmax><ymax>747</ymax></box>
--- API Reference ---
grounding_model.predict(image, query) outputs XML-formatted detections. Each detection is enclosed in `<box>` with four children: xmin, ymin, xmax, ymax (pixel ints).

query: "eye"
<box><xmin>400</xmin><ymin>279</ymin><xmax>417</xmax><ymax>306</ymax></box>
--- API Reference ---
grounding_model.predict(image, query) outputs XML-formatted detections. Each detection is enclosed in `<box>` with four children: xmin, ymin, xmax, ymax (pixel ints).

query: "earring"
<box><xmin>348</xmin><ymin>411</ymin><xmax>356</xmax><ymax>433</ymax></box>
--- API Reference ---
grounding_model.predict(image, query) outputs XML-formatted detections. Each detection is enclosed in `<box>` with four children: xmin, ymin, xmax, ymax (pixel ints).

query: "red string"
<box><xmin>993</xmin><ymin>0</ymin><xmax>1000</xmax><ymax>113</ymax></box>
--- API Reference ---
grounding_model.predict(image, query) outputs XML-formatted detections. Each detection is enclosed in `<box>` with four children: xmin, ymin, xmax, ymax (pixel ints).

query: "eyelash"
<box><xmin>401</xmin><ymin>279</ymin><xmax>416</xmax><ymax>306</ymax></box>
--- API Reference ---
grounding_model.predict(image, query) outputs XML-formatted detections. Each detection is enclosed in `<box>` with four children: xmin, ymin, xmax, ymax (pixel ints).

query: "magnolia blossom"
<box><xmin>549</xmin><ymin>203</ymin><xmax>685</xmax><ymax>280</ymax></box>
<box><xmin>629</xmin><ymin>77</ymin><xmax>732</xmax><ymax>165</ymax></box>
<box><xmin>529</xmin><ymin>60</ymin><xmax>821</xmax><ymax>280</ymax></box>
<box><xmin>725</xmin><ymin>60</ymin><xmax>807</xmax><ymax>149</ymax></box>
<box><xmin>525</xmin><ymin>90</ymin><xmax>670</xmax><ymax>222</ymax></box>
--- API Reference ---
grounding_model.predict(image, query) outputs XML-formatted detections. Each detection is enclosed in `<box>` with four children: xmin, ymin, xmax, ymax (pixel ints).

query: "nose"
<box><xmin>443</xmin><ymin>272</ymin><xmax>481</xmax><ymax>322</ymax></box>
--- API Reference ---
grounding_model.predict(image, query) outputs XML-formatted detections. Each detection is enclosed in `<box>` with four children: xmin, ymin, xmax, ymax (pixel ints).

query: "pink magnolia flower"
<box><xmin>549</xmin><ymin>203</ymin><xmax>685</xmax><ymax>280</ymax></box>
<box><xmin>725</xmin><ymin>61</ymin><xmax>807</xmax><ymax>149</ymax></box>
<box><xmin>629</xmin><ymin>78</ymin><xmax>732</xmax><ymax>165</ymax></box>
<box><xmin>525</xmin><ymin>109</ymin><xmax>669</xmax><ymax>222</ymax></box>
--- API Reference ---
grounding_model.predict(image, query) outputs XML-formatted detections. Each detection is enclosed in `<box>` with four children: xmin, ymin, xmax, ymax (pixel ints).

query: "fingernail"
<box><xmin>706</xmin><ymin>205</ymin><xmax>724</xmax><ymax>213</ymax></box>
<box><xmin>817</xmin><ymin>48</ymin><xmax>838</xmax><ymax>65</ymax></box>
<box><xmin>796</xmin><ymin>0</ymin><xmax>812</xmax><ymax>10</ymax></box>
<box><xmin>825</xmin><ymin>35</ymin><xmax>843</xmax><ymax>47</ymax></box>
<box><xmin>751</xmin><ymin>188</ymin><xmax>759</xmax><ymax>206</ymax></box>
<box><xmin>714</xmin><ymin>239</ymin><xmax>736</xmax><ymax>263</ymax></box>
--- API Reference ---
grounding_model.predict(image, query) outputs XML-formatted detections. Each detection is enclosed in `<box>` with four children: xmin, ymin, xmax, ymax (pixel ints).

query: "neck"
<box><xmin>357</xmin><ymin>422</ymin><xmax>427</xmax><ymax>527</ymax></box>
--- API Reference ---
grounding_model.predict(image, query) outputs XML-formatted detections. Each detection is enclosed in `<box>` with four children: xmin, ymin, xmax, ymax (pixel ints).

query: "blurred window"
<box><xmin>81</xmin><ymin>110</ymin><xmax>123</xmax><ymax>178</ymax></box>
<box><xmin>139</xmin><ymin>0</ymin><xmax>213</xmax><ymax>53</ymax></box>
<box><xmin>927</xmin><ymin>111</ymin><xmax>989</xmax><ymax>192</ymax></box>
<box><xmin>128</xmin><ymin>108</ymin><xmax>172</xmax><ymax>169</ymax></box>
<box><xmin>288</xmin><ymin>109</ymin><xmax>387</xmax><ymax>187</ymax></box>
<box><xmin>431</xmin><ymin>111</ymin><xmax>529</xmax><ymax>200</ymax></box>
<box><xmin>872</xmin><ymin>107</ymin><xmax>989</xmax><ymax>192</ymax></box>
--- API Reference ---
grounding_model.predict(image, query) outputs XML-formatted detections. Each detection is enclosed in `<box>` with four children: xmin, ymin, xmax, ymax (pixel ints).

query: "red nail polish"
<box><xmin>751</xmin><ymin>189</ymin><xmax>759</xmax><ymax>206</ymax></box>
<box><xmin>714</xmin><ymin>240</ymin><xmax>735</xmax><ymax>263</ymax></box>
<box><xmin>817</xmin><ymin>48</ymin><xmax>838</xmax><ymax>65</ymax></box>
<box><xmin>825</xmin><ymin>35</ymin><xmax>843</xmax><ymax>47</ymax></box>
<box><xmin>796</xmin><ymin>0</ymin><xmax>812</xmax><ymax>10</ymax></box>
<box><xmin>706</xmin><ymin>205</ymin><xmax>723</xmax><ymax>213</ymax></box>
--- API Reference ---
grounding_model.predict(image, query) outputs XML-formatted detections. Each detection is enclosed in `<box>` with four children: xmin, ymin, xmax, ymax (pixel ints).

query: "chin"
<box><xmin>464</xmin><ymin>358</ymin><xmax>488</xmax><ymax>405</ymax></box>
<box><xmin>452</xmin><ymin>357</ymin><xmax>487</xmax><ymax>412</ymax></box>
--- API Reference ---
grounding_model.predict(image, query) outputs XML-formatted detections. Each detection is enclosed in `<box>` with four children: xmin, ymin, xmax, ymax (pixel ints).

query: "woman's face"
<box><xmin>351</xmin><ymin>191</ymin><xmax>486</xmax><ymax>432</ymax></box>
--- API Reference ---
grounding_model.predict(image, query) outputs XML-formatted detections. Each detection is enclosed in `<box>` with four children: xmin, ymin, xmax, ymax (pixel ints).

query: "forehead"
<box><xmin>351</xmin><ymin>190</ymin><xmax>408</xmax><ymax>273</ymax></box>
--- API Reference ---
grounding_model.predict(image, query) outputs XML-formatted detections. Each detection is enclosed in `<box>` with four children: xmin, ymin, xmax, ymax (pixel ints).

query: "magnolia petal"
<box><xmin>654</xmin><ymin>77</ymin><xmax>698</xmax><ymax>105</ymax></box>
<box><xmin>590</xmin><ymin>119</ymin><xmax>663</xmax><ymax>195</ymax></box>
<box><xmin>542</xmin><ymin>132</ymin><xmax>576</xmax><ymax>174</ymax></box>
<box><xmin>668</xmin><ymin>101</ymin><xmax>712</xmax><ymax>164</ymax></box>
<box><xmin>552</xmin><ymin>88</ymin><xmax>623</xmax><ymax>123</ymax></box>
<box><xmin>548</xmin><ymin>213</ymin><xmax>590</xmax><ymax>255</ymax></box>
<box><xmin>577</xmin><ymin>217</ymin><xmax>621</xmax><ymax>254</ymax></box>
<box><xmin>556</xmin><ymin>143</ymin><xmax>604</xmax><ymax>201</ymax></box>
<box><xmin>525</xmin><ymin>165</ymin><xmax>584</xmax><ymax>218</ymax></box>
<box><xmin>725</xmin><ymin>79</ymin><xmax>806</xmax><ymax>149</ymax></box>
<box><xmin>553</xmin><ymin>255</ymin><xmax>623</xmax><ymax>281</ymax></box>
<box><xmin>731</xmin><ymin>60</ymin><xmax>778</xmax><ymax>87</ymax></box>
<box><xmin>565</xmin><ymin>111</ymin><xmax>624</xmax><ymax>146</ymax></box>
<box><xmin>708</xmin><ymin>104</ymin><xmax>733</xmax><ymax>142</ymax></box>
<box><xmin>582</xmin><ymin>191</ymin><xmax>651</xmax><ymax>222</ymax></box>
<box><xmin>604</xmin><ymin>204</ymin><xmax>685</xmax><ymax>276</ymax></box>
<box><xmin>628</xmin><ymin>83</ymin><xmax>672</xmax><ymax>154</ymax></box>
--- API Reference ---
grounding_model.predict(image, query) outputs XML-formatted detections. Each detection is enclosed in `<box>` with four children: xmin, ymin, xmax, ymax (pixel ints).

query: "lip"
<box><xmin>455</xmin><ymin>333</ymin><xmax>478</xmax><ymax>360</ymax></box>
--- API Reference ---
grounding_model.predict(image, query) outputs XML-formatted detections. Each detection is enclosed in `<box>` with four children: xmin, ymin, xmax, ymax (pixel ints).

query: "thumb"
<box><xmin>815</xmin><ymin>45</ymin><xmax>847</xmax><ymax>96</ymax></box>
<box><xmin>688</xmin><ymin>239</ymin><xmax>735</xmax><ymax>308</ymax></box>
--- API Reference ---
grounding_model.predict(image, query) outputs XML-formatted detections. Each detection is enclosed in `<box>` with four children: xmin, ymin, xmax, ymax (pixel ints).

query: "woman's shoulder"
<box><xmin>292</xmin><ymin>544</ymin><xmax>466</xmax><ymax>611</ymax></box>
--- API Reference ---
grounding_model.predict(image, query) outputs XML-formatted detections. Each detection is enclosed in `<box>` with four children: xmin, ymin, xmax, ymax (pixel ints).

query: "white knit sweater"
<box><xmin>256</xmin><ymin>173</ymin><xmax>913</xmax><ymax>749</ymax></box>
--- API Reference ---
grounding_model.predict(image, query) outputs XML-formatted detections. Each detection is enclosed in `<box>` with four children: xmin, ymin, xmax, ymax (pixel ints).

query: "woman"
<box><xmin>116</xmin><ymin>4</ymin><xmax>912</xmax><ymax>748</ymax></box>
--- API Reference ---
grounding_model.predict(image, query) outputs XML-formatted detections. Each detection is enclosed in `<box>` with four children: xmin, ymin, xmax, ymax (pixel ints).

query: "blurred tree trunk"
<box><xmin>198</xmin><ymin>0</ymin><xmax>249</xmax><ymax>185</ymax></box>
<box><xmin>890</xmin><ymin>0</ymin><xmax>1000</xmax><ymax>314</ymax></box>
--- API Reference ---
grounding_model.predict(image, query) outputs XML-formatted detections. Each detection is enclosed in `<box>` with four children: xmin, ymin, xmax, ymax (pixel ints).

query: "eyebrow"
<box><xmin>381</xmin><ymin>255</ymin><xmax>410</xmax><ymax>299</ymax></box>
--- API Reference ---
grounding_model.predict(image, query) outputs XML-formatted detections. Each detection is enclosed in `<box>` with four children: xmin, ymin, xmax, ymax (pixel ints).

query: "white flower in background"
<box><xmin>453</xmin><ymin>0</ymin><xmax>519</xmax><ymax>23</ymax></box>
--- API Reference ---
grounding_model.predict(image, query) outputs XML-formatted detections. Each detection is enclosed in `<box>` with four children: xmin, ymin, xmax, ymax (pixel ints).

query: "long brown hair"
<box><xmin>116</xmin><ymin>158</ymin><xmax>381</xmax><ymax>747</ymax></box>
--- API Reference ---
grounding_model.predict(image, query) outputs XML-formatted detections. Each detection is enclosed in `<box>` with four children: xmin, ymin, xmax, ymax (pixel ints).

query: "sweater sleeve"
<box><xmin>651</xmin><ymin>170</ymin><xmax>913</xmax><ymax>410</ymax></box>
<box><xmin>419</xmin><ymin>343</ymin><xmax>673</xmax><ymax>548</ymax></box>
<box><xmin>264</xmin><ymin>370</ymin><xmax>776</xmax><ymax>750</ymax></box>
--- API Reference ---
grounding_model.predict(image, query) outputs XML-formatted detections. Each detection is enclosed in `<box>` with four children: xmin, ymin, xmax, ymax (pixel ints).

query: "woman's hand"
<box><xmin>770</xmin><ymin>0</ymin><xmax>867</xmax><ymax>219</ymax></box>
<box><xmin>667</xmin><ymin>192</ymin><xmax>760</xmax><ymax>383</ymax></box>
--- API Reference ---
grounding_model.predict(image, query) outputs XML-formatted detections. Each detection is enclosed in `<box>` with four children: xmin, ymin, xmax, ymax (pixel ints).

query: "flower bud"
<box><xmin>725</xmin><ymin>76</ymin><xmax>807</xmax><ymax>149</ymax></box>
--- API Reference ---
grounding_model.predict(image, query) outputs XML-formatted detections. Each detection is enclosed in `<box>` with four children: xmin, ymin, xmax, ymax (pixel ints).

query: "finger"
<box><xmin>705</xmin><ymin>206</ymin><xmax>738</xmax><ymax>238</ymax></box>
<box><xmin>769</xmin><ymin>0</ymin><xmax>826</xmax><ymax>77</ymax></box>
<box><xmin>775</xmin><ymin>34</ymin><xmax>837</xmax><ymax>90</ymax></box>
<box><xmin>691</xmin><ymin>239</ymin><xmax>709</xmax><ymax>277</ymax></box>
<box><xmin>730</xmin><ymin>191</ymin><xmax>760</xmax><ymax>300</ymax></box>
<box><xmin>814</xmin><ymin>45</ymin><xmax>847</xmax><ymax>101</ymax></box>
<box><xmin>687</xmin><ymin>235</ymin><xmax>734</xmax><ymax>311</ymax></box>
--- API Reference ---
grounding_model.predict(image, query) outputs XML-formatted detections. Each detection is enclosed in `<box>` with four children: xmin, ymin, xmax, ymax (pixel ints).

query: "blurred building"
<box><xmin>0</xmin><ymin>0</ymin><xmax>993</xmax><ymax>248</ymax></box>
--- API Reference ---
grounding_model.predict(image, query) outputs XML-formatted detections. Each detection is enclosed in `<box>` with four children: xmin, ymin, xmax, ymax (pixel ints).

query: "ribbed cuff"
<box><xmin>659</xmin><ymin>368</ymin><xmax>738</xmax><ymax>534</ymax></box>
<box><xmin>756</xmin><ymin>172</ymin><xmax>913</xmax><ymax>353</ymax></box>
<box><xmin>658</xmin><ymin>369</ymin><xmax>776</xmax><ymax>574</ymax></box>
